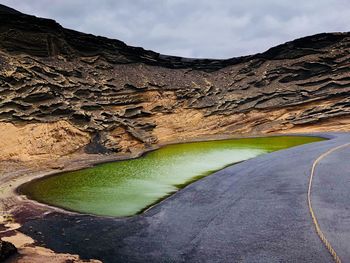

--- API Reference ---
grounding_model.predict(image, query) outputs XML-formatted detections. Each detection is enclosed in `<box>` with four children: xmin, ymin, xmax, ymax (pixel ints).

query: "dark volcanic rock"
<box><xmin>84</xmin><ymin>133</ymin><xmax>112</xmax><ymax>154</ymax></box>
<box><xmin>0</xmin><ymin>239</ymin><xmax>17</xmax><ymax>261</ymax></box>
<box><xmin>0</xmin><ymin>4</ymin><xmax>21</xmax><ymax>14</ymax></box>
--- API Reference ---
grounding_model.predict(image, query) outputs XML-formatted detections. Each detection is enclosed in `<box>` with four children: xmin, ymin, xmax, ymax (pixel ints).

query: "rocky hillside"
<box><xmin>1</xmin><ymin>4</ymin><xmax>350</xmax><ymax>161</ymax></box>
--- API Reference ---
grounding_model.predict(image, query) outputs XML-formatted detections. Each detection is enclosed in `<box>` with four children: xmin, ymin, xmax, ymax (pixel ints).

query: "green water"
<box><xmin>20</xmin><ymin>136</ymin><xmax>324</xmax><ymax>217</ymax></box>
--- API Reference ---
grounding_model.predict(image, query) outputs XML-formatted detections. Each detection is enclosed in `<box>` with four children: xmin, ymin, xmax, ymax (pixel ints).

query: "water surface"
<box><xmin>21</xmin><ymin>136</ymin><xmax>323</xmax><ymax>217</ymax></box>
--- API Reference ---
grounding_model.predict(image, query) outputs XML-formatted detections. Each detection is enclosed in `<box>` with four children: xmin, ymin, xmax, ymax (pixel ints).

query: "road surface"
<box><xmin>20</xmin><ymin>133</ymin><xmax>350</xmax><ymax>262</ymax></box>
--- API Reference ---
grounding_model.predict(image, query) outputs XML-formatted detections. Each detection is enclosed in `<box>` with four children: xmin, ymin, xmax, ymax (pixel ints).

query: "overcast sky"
<box><xmin>1</xmin><ymin>0</ymin><xmax>350</xmax><ymax>58</ymax></box>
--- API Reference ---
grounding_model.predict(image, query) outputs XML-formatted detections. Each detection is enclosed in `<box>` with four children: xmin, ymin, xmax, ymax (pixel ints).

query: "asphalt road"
<box><xmin>19</xmin><ymin>133</ymin><xmax>350</xmax><ymax>263</ymax></box>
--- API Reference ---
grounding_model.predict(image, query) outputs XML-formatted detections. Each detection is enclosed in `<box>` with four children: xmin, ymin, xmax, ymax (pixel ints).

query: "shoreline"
<box><xmin>0</xmin><ymin>132</ymin><xmax>334</xmax><ymax>262</ymax></box>
<box><xmin>12</xmin><ymin>132</ymin><xmax>325</xmax><ymax>219</ymax></box>
<box><xmin>15</xmin><ymin>132</ymin><xmax>347</xmax><ymax>262</ymax></box>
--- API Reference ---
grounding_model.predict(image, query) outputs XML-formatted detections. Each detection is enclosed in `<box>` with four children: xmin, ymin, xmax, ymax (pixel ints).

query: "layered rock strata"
<box><xmin>0</xmin><ymin>5</ymin><xmax>350</xmax><ymax>161</ymax></box>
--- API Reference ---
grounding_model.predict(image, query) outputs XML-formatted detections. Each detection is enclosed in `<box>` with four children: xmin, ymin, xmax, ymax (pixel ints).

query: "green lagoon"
<box><xmin>20</xmin><ymin>136</ymin><xmax>323</xmax><ymax>217</ymax></box>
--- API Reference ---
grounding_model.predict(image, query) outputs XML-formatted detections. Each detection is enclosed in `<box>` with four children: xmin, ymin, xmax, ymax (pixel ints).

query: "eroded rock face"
<box><xmin>0</xmin><ymin>121</ymin><xmax>90</xmax><ymax>161</ymax></box>
<box><xmin>0</xmin><ymin>6</ymin><xmax>350</xmax><ymax>158</ymax></box>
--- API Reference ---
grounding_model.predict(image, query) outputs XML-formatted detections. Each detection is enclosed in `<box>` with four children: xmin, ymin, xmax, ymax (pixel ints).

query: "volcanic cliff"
<box><xmin>1</xmin><ymin>4</ymin><xmax>350</xmax><ymax>163</ymax></box>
